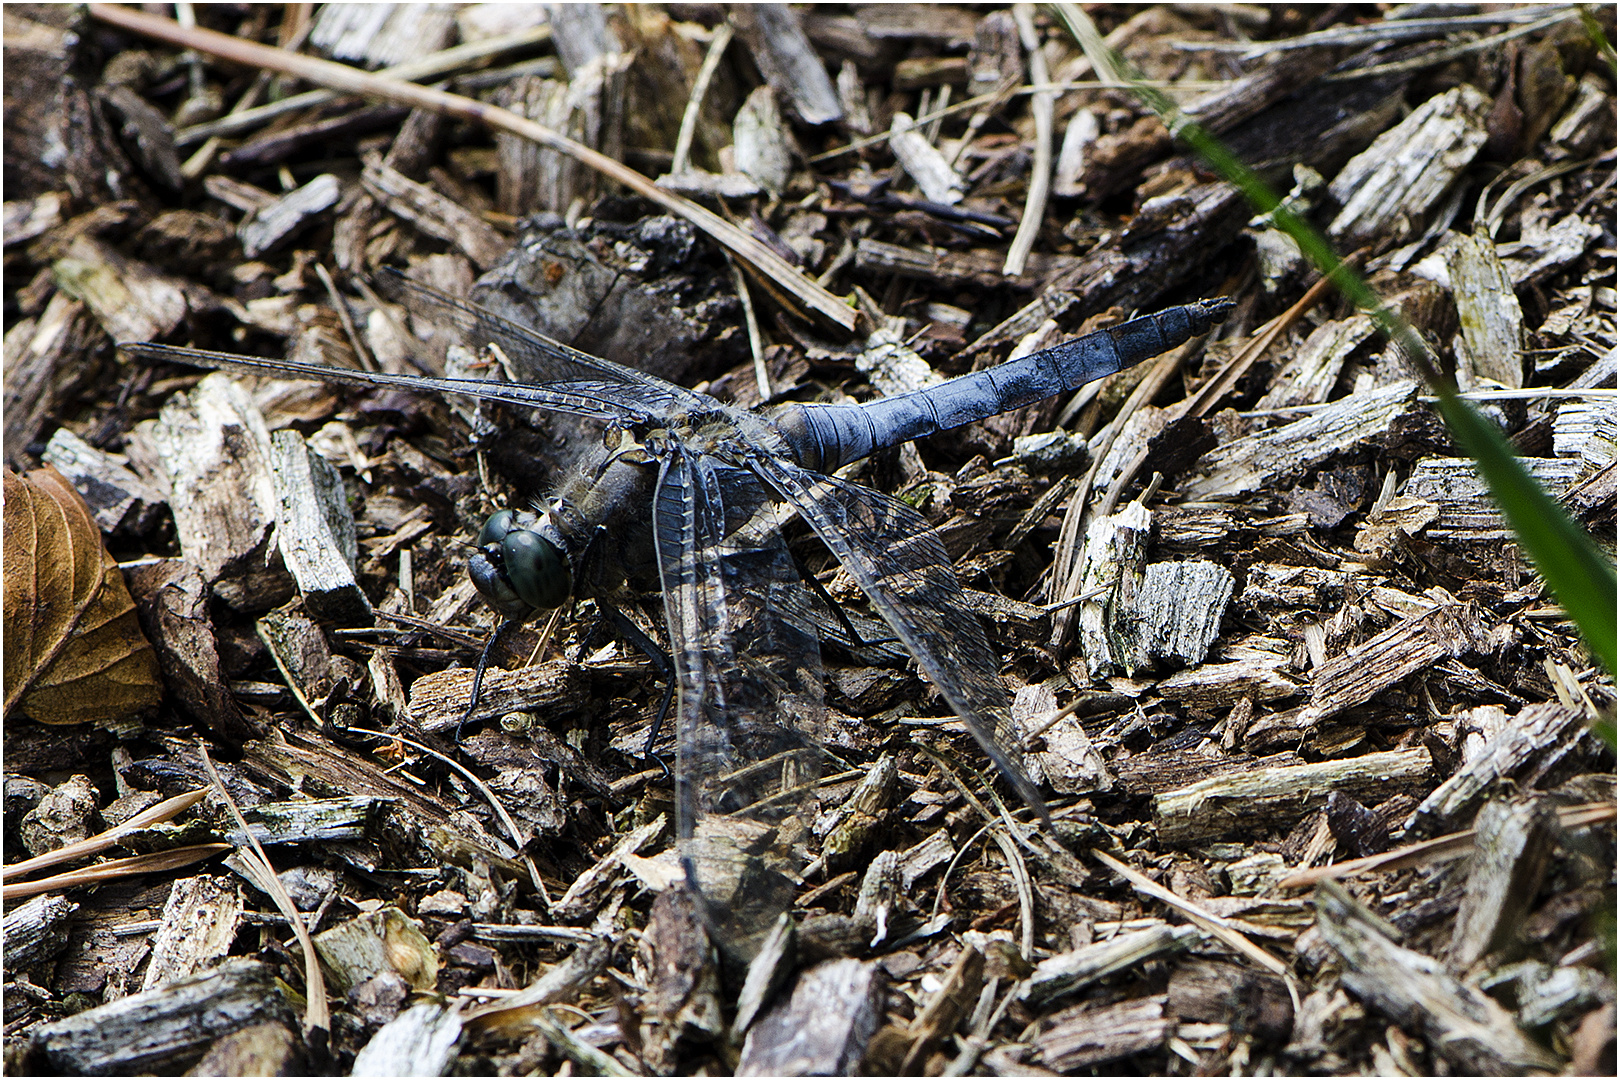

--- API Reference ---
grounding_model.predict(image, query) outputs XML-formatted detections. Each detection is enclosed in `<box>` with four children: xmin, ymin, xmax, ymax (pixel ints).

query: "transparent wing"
<box><xmin>382</xmin><ymin>270</ymin><xmax>709</xmax><ymax>420</ymax></box>
<box><xmin>750</xmin><ymin>454</ymin><xmax>1051</xmax><ymax>829</ymax></box>
<box><xmin>652</xmin><ymin>444</ymin><xmax>830</xmax><ymax>964</ymax></box>
<box><xmin>121</xmin><ymin>343</ymin><xmax>658</xmax><ymax>424</ymax></box>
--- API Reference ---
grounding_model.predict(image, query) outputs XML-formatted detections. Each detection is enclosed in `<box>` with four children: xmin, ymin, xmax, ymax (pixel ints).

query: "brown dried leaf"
<box><xmin>3</xmin><ymin>465</ymin><xmax>161</xmax><ymax>724</ymax></box>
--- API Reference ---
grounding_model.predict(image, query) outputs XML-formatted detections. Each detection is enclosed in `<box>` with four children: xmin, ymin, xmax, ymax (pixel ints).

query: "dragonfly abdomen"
<box><xmin>773</xmin><ymin>297</ymin><xmax>1233</xmax><ymax>473</ymax></box>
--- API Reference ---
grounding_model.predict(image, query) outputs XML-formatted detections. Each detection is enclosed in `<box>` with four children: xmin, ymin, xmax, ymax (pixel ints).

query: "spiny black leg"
<box><xmin>794</xmin><ymin>552</ymin><xmax>896</xmax><ymax>649</ymax></box>
<box><xmin>601</xmin><ymin>605</ymin><xmax>676</xmax><ymax>759</ymax></box>
<box><xmin>458</xmin><ymin>617</ymin><xmax>521</xmax><ymax>744</ymax></box>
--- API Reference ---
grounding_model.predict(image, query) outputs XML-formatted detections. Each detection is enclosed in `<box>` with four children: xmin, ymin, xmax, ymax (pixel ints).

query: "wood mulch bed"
<box><xmin>3</xmin><ymin>3</ymin><xmax>1615</xmax><ymax>1076</ymax></box>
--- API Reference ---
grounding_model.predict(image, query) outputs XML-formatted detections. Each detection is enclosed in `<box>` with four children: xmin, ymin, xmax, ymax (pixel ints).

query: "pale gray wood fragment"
<box><xmin>1033</xmin><ymin>994</ymin><xmax>1172</xmax><ymax>1071</ymax></box>
<box><xmin>186</xmin><ymin>1021</ymin><xmax>302</xmax><ymax>1076</ymax></box>
<box><xmin>29</xmin><ymin>958</ymin><xmax>294</xmax><ymax>1075</ymax></box>
<box><xmin>1448</xmin><ymin>798</ymin><xmax>1558</xmax><ymax>970</ymax></box>
<box><xmin>270</xmin><ymin>428</ymin><xmax>371</xmax><ymax>626</ymax></box>
<box><xmin>1076</xmin><ymin>501</ymin><xmax>1152</xmax><ymax>676</ymax></box>
<box><xmin>238</xmin><ymin>173</ymin><xmax>341</xmax><ymax>258</ymax></box>
<box><xmin>551</xmin><ymin>815</ymin><xmax>665</xmax><ymax>921</ymax></box>
<box><xmin>898</xmin><ymin>829</ymin><xmax>954</xmax><ymax>890</ymax></box>
<box><xmin>1497</xmin><ymin>213</ymin><xmax>1603</xmax><ymax>288</ymax></box>
<box><xmin>737</xmin><ymin>958</ymin><xmax>885</xmax><ymax>1076</ymax></box>
<box><xmin>141</xmin><ymin>875</ymin><xmax>243</xmax><ymax>992</ymax></box>
<box><xmin>1156</xmin><ymin>654</ymin><xmax>1302</xmax><ymax>708</ymax></box>
<box><xmin>733</xmin><ymin>86</ymin><xmax>792</xmax><ymax>196</ymax></box>
<box><xmin>1186</xmin><ymin>381</ymin><xmax>1418</xmax><ymax>498</ymax></box>
<box><xmin>1015</xmin><ymin>682</ymin><xmax>1111</xmax><ymax>795</ymax></box>
<box><xmin>1153</xmin><ymin>747</ymin><xmax>1431</xmax><ymax>845</ymax></box>
<box><xmin>230</xmin><ymin>796</ymin><xmax>389</xmax><ymax>847</ymax></box>
<box><xmin>407</xmin><ymin>660</ymin><xmax>586</xmax><ymax>733</ymax></box>
<box><xmin>1552</xmin><ymin>398</ymin><xmax>1615</xmax><ymax>469</ymax></box>
<box><xmin>149</xmin><ymin>372</ymin><xmax>291</xmax><ymax>610</ymax></box>
<box><xmin>4</xmin><ymin>294</ymin><xmax>106</xmax><ymax>466</ymax></box>
<box><xmin>1023</xmin><ymin>924</ymin><xmax>1198</xmax><ymax>1005</ymax></box>
<box><xmin>1326</xmin><ymin>85</ymin><xmax>1491</xmax><ymax>250</ymax></box>
<box><xmin>1313</xmin><ymin>880</ymin><xmax>1560</xmax><ymax>1076</ymax></box>
<box><xmin>350</xmin><ymin>1001</ymin><xmax>463</xmax><ymax>1077</ymax></box>
<box><xmin>1256</xmin><ymin>315</ymin><xmax>1377</xmax><ymax>408</ymax></box>
<box><xmin>732</xmin><ymin>914</ymin><xmax>795</xmax><ymax>1042</ymax></box>
<box><xmin>888</xmin><ymin>112</ymin><xmax>964</xmax><ymax>205</ymax></box>
<box><xmin>1407</xmin><ymin>702</ymin><xmax>1588</xmax><ymax>838</ymax></box>
<box><xmin>310</xmin><ymin>3</ymin><xmax>455</xmax><ymax>67</ymax></box>
<box><xmin>42</xmin><ymin>426</ymin><xmax>166</xmax><ymax>535</ymax></box>
<box><xmin>1447</xmin><ymin>227</ymin><xmax>1526</xmax><ymax>389</ymax></box>
<box><xmin>733</xmin><ymin>5</ymin><xmax>842</xmax><ymax>126</ymax></box>
<box><xmin>1405</xmin><ymin>455</ymin><xmax>1587</xmax><ymax>538</ymax></box>
<box><xmin>2</xmin><ymin>894</ymin><xmax>78</xmax><ymax>976</ymax></box>
<box><xmin>1119</xmin><ymin>560</ymin><xmax>1235</xmax><ymax>671</ymax></box>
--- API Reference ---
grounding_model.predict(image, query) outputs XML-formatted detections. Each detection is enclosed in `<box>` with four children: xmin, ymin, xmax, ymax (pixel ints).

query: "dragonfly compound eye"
<box><xmin>498</xmin><ymin>529</ymin><xmax>571</xmax><ymax>612</ymax></box>
<box><xmin>468</xmin><ymin>512</ymin><xmax>570</xmax><ymax>617</ymax></box>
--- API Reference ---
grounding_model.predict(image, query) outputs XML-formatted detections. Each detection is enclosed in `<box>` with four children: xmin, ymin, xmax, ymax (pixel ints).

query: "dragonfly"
<box><xmin>125</xmin><ymin>271</ymin><xmax>1231</xmax><ymax>962</ymax></box>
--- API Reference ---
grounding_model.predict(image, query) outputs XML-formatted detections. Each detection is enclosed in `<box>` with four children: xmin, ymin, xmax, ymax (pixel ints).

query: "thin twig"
<box><xmin>669</xmin><ymin>21</ymin><xmax>733</xmax><ymax>176</ymax></box>
<box><xmin>175</xmin><ymin>24</ymin><xmax>555</xmax><ymax>145</ymax></box>
<box><xmin>1004</xmin><ymin>5</ymin><xmax>1056</xmax><ymax>278</ymax></box>
<box><xmin>87</xmin><ymin>3</ymin><xmax>857</xmax><ymax>333</ymax></box>
<box><xmin>728</xmin><ymin>253</ymin><xmax>772</xmax><ymax>401</ymax></box>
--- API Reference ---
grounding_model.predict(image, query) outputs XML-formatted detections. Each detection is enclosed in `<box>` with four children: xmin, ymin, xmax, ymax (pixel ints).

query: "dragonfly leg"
<box><xmin>794</xmin><ymin>554</ymin><xmax>896</xmax><ymax>649</ymax></box>
<box><xmin>457</xmin><ymin>617</ymin><xmax>521</xmax><ymax>744</ymax></box>
<box><xmin>598</xmin><ymin>605</ymin><xmax>676</xmax><ymax>759</ymax></box>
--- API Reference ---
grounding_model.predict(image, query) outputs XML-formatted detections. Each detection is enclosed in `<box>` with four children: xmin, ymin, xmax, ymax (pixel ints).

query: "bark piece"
<box><xmin>52</xmin><ymin>234</ymin><xmax>190</xmax><ymax>345</ymax></box>
<box><xmin>551</xmin><ymin>815</ymin><xmax>665</xmax><ymax>921</ymax></box>
<box><xmin>41</xmin><ymin>427</ymin><xmax>166</xmax><ymax>536</ymax></box>
<box><xmin>1117</xmin><ymin>560</ymin><xmax>1235</xmax><ymax>672</ymax></box>
<box><xmin>888</xmin><ymin>112</ymin><xmax>963</xmax><ymax>206</ymax></box>
<box><xmin>1024</xmin><ymin>924</ymin><xmax>1198</xmax><ymax>1006</ymax></box>
<box><xmin>125</xmin><ymin>559</ymin><xmax>253</xmax><ymax>742</ymax></box>
<box><xmin>1552</xmin><ymin>398</ymin><xmax>1616</xmax><ymax>470</ymax></box>
<box><xmin>732</xmin><ymin>5</ymin><xmax>842</xmax><ymax>126</ymax></box>
<box><xmin>406</xmin><ymin>659</ymin><xmax>585</xmax><ymax>733</ymax></box>
<box><xmin>737</xmin><ymin>958</ymin><xmax>886</xmax><ymax>1076</ymax></box>
<box><xmin>1447</xmin><ymin>227</ymin><xmax>1526</xmax><ymax>389</ymax></box>
<box><xmin>1076</xmin><ymin>501</ymin><xmax>1152</xmax><ymax>676</ymax></box>
<box><xmin>1186</xmin><ymin>381</ymin><xmax>1419</xmax><ymax>499</ymax></box>
<box><xmin>733</xmin><ymin>86</ymin><xmax>792</xmax><ymax>196</ymax></box>
<box><xmin>269</xmin><ymin>428</ymin><xmax>371</xmax><ymax>626</ymax></box>
<box><xmin>1154</xmin><ymin>748</ymin><xmax>1432</xmax><ymax>846</ymax></box>
<box><xmin>4</xmin><ymin>293</ymin><xmax>109</xmax><ymax>467</ymax></box>
<box><xmin>1409</xmin><ymin>703</ymin><xmax>1589</xmax><ymax>838</ymax></box>
<box><xmin>309</xmin><ymin>3</ymin><xmax>455</xmax><ymax>67</ymax></box>
<box><xmin>313</xmin><ymin>906</ymin><xmax>439</xmax><ymax>996</ymax></box>
<box><xmin>148</xmin><ymin>373</ymin><xmax>291</xmax><ymax>611</ymax></box>
<box><xmin>350</xmin><ymin>1001</ymin><xmax>463</xmax><ymax>1077</ymax></box>
<box><xmin>185</xmin><ymin>1021</ymin><xmax>302</xmax><ymax>1077</ymax></box>
<box><xmin>28</xmin><ymin>958</ymin><xmax>294</xmax><ymax>1075</ymax></box>
<box><xmin>819</xmin><ymin>753</ymin><xmax>898</xmax><ymax>871</ymax></box>
<box><xmin>362</xmin><ymin>157</ymin><xmax>507</xmax><ymax>271</ymax></box>
<box><xmin>1405</xmin><ymin>455</ymin><xmax>1587</xmax><ymax>538</ymax></box>
<box><xmin>1256</xmin><ymin>315</ymin><xmax>1378</xmax><ymax>409</ymax></box>
<box><xmin>1016</xmin><ymin>682</ymin><xmax>1111</xmax><ymax>795</ymax></box>
<box><xmin>1448</xmin><ymin>798</ymin><xmax>1558</xmax><ymax>970</ymax></box>
<box><xmin>1326</xmin><ymin>85</ymin><xmax>1491</xmax><ymax>251</ymax></box>
<box><xmin>636</xmin><ymin>886</ymin><xmax>723</xmax><ymax>1073</ymax></box>
<box><xmin>1313</xmin><ymin>880</ymin><xmax>1560</xmax><ymax>1076</ymax></box>
<box><xmin>233</xmin><ymin>796</ymin><xmax>388</xmax><ymax>847</ymax></box>
<box><xmin>141</xmin><ymin>874</ymin><xmax>242</xmax><ymax>992</ymax></box>
<box><xmin>2</xmin><ymin>893</ymin><xmax>79</xmax><ymax>977</ymax></box>
<box><xmin>237</xmin><ymin>173</ymin><xmax>340</xmax><ymax>259</ymax></box>
<box><xmin>1032</xmin><ymin>995</ymin><xmax>1172</xmax><ymax>1072</ymax></box>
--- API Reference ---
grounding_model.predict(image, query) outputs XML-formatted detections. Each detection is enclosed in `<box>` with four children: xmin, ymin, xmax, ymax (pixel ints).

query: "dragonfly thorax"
<box><xmin>468</xmin><ymin>507</ymin><xmax>572</xmax><ymax>619</ymax></box>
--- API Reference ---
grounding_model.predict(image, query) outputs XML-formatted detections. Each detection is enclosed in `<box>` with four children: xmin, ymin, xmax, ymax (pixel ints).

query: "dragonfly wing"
<box><xmin>751</xmin><ymin>454</ymin><xmax>1051</xmax><ymax>829</ymax></box>
<box><xmin>382</xmin><ymin>270</ymin><xmax>710</xmax><ymax>418</ymax></box>
<box><xmin>652</xmin><ymin>444</ymin><xmax>829</xmax><ymax>964</ymax></box>
<box><xmin>120</xmin><ymin>343</ymin><xmax>653</xmax><ymax>424</ymax></box>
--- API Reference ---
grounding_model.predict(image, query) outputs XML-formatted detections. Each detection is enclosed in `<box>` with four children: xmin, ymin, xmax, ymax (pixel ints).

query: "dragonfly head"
<box><xmin>468</xmin><ymin>508</ymin><xmax>572</xmax><ymax>618</ymax></box>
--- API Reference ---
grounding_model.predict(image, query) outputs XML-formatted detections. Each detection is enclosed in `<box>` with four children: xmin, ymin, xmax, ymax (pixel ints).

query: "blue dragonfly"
<box><xmin>126</xmin><ymin>272</ymin><xmax>1230</xmax><ymax>959</ymax></box>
